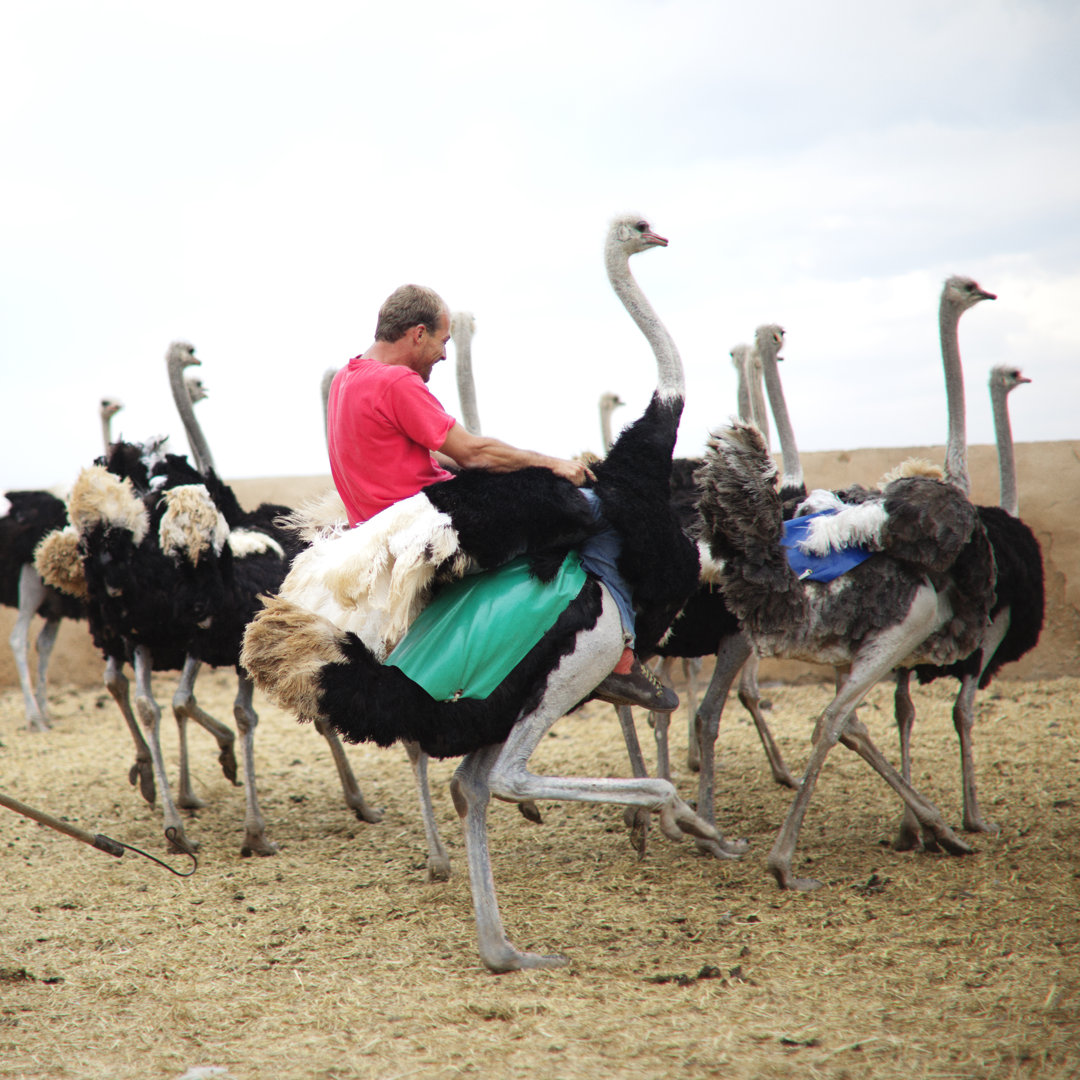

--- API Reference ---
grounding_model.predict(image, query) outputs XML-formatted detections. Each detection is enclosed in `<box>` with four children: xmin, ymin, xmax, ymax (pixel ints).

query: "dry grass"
<box><xmin>1</xmin><ymin>669</ymin><xmax>1078</xmax><ymax>1080</ymax></box>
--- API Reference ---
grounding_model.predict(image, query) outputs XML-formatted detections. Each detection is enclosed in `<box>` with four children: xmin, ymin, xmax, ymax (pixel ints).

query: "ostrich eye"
<box><xmin>635</xmin><ymin>220</ymin><xmax>649</xmax><ymax>232</ymax></box>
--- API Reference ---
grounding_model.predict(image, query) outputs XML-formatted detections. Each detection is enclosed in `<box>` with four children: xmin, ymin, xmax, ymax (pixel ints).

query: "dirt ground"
<box><xmin>1</xmin><ymin>666</ymin><xmax>1077</xmax><ymax>1080</ymax></box>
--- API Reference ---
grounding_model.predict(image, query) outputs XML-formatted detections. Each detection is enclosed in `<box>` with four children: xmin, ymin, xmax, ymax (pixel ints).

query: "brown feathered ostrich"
<box><xmin>893</xmin><ymin>355</ymin><xmax>1044</xmax><ymax>847</ymax></box>
<box><xmin>695</xmin><ymin>275</ymin><xmax>999</xmax><ymax>890</ymax></box>
<box><xmin>242</xmin><ymin>215</ymin><xmax>744</xmax><ymax>970</ymax></box>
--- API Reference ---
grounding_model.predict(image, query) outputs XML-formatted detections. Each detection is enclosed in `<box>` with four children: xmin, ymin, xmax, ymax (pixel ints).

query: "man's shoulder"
<box><xmin>347</xmin><ymin>358</ymin><xmax>422</xmax><ymax>387</ymax></box>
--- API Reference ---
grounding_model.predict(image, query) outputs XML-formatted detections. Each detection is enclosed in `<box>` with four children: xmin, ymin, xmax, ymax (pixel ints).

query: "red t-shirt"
<box><xmin>327</xmin><ymin>357</ymin><xmax>456</xmax><ymax>525</ymax></box>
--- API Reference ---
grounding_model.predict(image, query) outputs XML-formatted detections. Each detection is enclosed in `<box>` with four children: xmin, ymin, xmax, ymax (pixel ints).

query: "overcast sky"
<box><xmin>3</xmin><ymin>0</ymin><xmax>1078</xmax><ymax>492</ymax></box>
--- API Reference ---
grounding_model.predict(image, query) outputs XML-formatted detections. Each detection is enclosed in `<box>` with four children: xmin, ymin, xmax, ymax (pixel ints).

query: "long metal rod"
<box><xmin>0</xmin><ymin>791</ymin><xmax>197</xmax><ymax>876</ymax></box>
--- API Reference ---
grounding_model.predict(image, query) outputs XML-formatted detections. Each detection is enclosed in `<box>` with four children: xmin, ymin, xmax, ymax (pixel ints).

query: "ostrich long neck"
<box><xmin>940</xmin><ymin>302</ymin><xmax>969</xmax><ymax>496</ymax></box>
<box><xmin>101</xmin><ymin>412</ymin><xmax>113</xmax><ymax>454</ymax></box>
<box><xmin>991</xmin><ymin>379</ymin><xmax>1019</xmax><ymax>517</ymax></box>
<box><xmin>168</xmin><ymin>355</ymin><xmax>217</xmax><ymax>476</ymax></box>
<box><xmin>605</xmin><ymin>242</ymin><xmax>684</xmax><ymax>403</ymax></box>
<box><xmin>454</xmin><ymin>327</ymin><xmax>481</xmax><ymax>436</ymax></box>
<box><xmin>748</xmin><ymin>350</ymin><xmax>771</xmax><ymax>450</ymax></box>
<box><xmin>321</xmin><ymin>367</ymin><xmax>336</xmax><ymax>449</ymax></box>
<box><xmin>733</xmin><ymin>348</ymin><xmax>753</xmax><ymax>425</ymax></box>
<box><xmin>600</xmin><ymin>401</ymin><xmax>616</xmax><ymax>454</ymax></box>
<box><xmin>757</xmin><ymin>335</ymin><xmax>803</xmax><ymax>494</ymax></box>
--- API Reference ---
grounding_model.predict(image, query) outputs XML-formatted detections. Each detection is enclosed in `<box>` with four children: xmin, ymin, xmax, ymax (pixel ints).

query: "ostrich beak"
<box><xmin>642</xmin><ymin>228</ymin><xmax>668</xmax><ymax>247</ymax></box>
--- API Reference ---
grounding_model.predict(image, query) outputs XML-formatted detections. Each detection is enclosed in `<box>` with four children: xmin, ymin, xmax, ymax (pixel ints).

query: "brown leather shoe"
<box><xmin>593</xmin><ymin>658</ymin><xmax>679</xmax><ymax>713</ymax></box>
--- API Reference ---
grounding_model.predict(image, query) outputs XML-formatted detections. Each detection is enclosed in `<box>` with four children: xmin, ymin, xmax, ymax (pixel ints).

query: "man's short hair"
<box><xmin>374</xmin><ymin>285</ymin><xmax>447</xmax><ymax>342</ymax></box>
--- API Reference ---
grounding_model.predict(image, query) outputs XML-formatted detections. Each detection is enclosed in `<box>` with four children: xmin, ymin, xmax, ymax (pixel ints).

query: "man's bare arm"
<box><xmin>439</xmin><ymin>423</ymin><xmax>594</xmax><ymax>486</ymax></box>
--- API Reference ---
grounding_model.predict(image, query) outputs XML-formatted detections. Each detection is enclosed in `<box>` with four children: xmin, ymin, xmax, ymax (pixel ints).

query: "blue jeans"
<box><xmin>579</xmin><ymin>489</ymin><xmax>635</xmax><ymax>648</ymax></box>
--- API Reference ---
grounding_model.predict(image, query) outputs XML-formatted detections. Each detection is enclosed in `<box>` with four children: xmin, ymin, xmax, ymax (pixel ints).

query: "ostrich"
<box><xmin>320</xmin><ymin>367</ymin><xmax>338</xmax><ymax>447</ymax></box>
<box><xmin>893</xmin><ymin>357</ymin><xmax>1044</xmax><ymax>846</ymax></box>
<box><xmin>242</xmin><ymin>215</ymin><xmax>745</xmax><ymax>970</ymax></box>
<box><xmin>598</xmin><ymin>391</ymin><xmax>625</xmax><ymax>455</ymax></box>
<box><xmin>450</xmin><ymin>311</ymin><xmax>481</xmax><ymax>435</ymax></box>
<box><xmin>2</xmin><ymin>396</ymin><xmax>124</xmax><ymax>730</ymax></box>
<box><xmin>167</xmin><ymin>342</ymin><xmax>384</xmax><ymax>841</ymax></box>
<box><xmin>695</xmin><ymin>275</ymin><xmax>1000</xmax><ymax>890</ymax></box>
<box><xmin>100</xmin><ymin>397</ymin><xmax>124</xmax><ymax>449</ymax></box>
<box><xmin>645</xmin><ymin>331</ymin><xmax>800</xmax><ymax>812</ymax></box>
<box><xmin>989</xmin><ymin>364</ymin><xmax>1031</xmax><ymax>518</ymax></box>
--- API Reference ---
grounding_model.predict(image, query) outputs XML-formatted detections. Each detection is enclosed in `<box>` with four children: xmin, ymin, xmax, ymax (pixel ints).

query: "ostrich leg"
<box><xmin>314</xmin><ymin>718</ymin><xmax>384</xmax><ymax>825</ymax></box>
<box><xmin>172</xmin><ymin>657</ymin><xmax>238</xmax><ymax>807</ymax></box>
<box><xmin>104</xmin><ymin>655</ymin><xmax>155</xmax><ymax>804</ymax></box>
<box><xmin>736</xmin><ymin>649</ymin><xmax>797</xmax><ymax>788</ymax></box>
<box><xmin>767</xmin><ymin>593</ymin><xmax>972</xmax><ymax>891</ymax></box>
<box><xmin>693</xmin><ymin>631</ymin><xmax>755</xmax><ymax>860</ymax></box>
<box><xmin>10</xmin><ymin>566</ymin><xmax>53</xmax><ymax>731</ymax></box>
<box><xmin>452</xmin><ymin>595</ymin><xmax>743</xmax><ymax>972</ymax></box>
<box><xmin>953</xmin><ymin>609</ymin><xmax>1009</xmax><ymax>835</ymax></box>
<box><xmin>618</xmin><ymin>703</ymin><xmax>652</xmax><ymax>856</ymax></box>
<box><xmin>402</xmin><ymin>739</ymin><xmax>451</xmax><ymax>882</ymax></box>
<box><xmin>131</xmin><ymin>645</ymin><xmax>197</xmax><ymax>854</ymax></box>
<box><xmin>232</xmin><ymin>674</ymin><xmax>278</xmax><ymax>856</ymax></box>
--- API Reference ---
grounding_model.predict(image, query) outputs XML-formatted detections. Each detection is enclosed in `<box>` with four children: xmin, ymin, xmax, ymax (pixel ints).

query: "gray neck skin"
<box><xmin>599</xmin><ymin>398</ymin><xmax>619</xmax><ymax>454</ymax></box>
<box><xmin>452</xmin><ymin>321</ymin><xmax>481</xmax><ymax>436</ymax></box>
<box><xmin>321</xmin><ymin>367</ymin><xmax>337</xmax><ymax>448</ymax></box>
<box><xmin>939</xmin><ymin>300</ymin><xmax>969</xmax><ymax>496</ymax></box>
<box><xmin>755</xmin><ymin>328</ymin><xmax>803</xmax><ymax>493</ymax></box>
<box><xmin>101</xmin><ymin>411</ymin><xmax>114</xmax><ymax>455</ymax></box>
<box><xmin>605</xmin><ymin>239</ymin><xmax>684</xmax><ymax>404</ymax></box>
<box><xmin>733</xmin><ymin>345</ymin><xmax>770</xmax><ymax>449</ymax></box>
<box><xmin>991</xmin><ymin>379</ymin><xmax>1019</xmax><ymax>517</ymax></box>
<box><xmin>167</xmin><ymin>353</ymin><xmax>217</xmax><ymax>476</ymax></box>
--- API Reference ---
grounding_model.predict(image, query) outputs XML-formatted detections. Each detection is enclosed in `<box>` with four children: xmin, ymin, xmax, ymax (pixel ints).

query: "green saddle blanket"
<box><xmin>385</xmin><ymin>552</ymin><xmax>586</xmax><ymax>701</ymax></box>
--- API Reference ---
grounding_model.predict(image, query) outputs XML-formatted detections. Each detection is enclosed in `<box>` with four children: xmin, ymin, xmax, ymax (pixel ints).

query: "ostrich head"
<box><xmin>185</xmin><ymin>376</ymin><xmax>209</xmax><ymax>405</ymax></box>
<box><xmin>99</xmin><ymin>397</ymin><xmax>124</xmax><ymax>422</ymax></box>
<box><xmin>607</xmin><ymin>214</ymin><xmax>669</xmax><ymax>255</ymax></box>
<box><xmin>989</xmin><ymin>364</ymin><xmax>1030</xmax><ymax>394</ymax></box>
<box><xmin>167</xmin><ymin>340</ymin><xmax>200</xmax><ymax>371</ymax></box>
<box><xmin>599</xmin><ymin>391</ymin><xmax>625</xmax><ymax>412</ymax></box>
<box><xmin>450</xmin><ymin>311</ymin><xmax>475</xmax><ymax>340</ymax></box>
<box><xmin>730</xmin><ymin>344</ymin><xmax>751</xmax><ymax>371</ymax></box>
<box><xmin>942</xmin><ymin>275</ymin><xmax>996</xmax><ymax>312</ymax></box>
<box><xmin>755</xmin><ymin>324</ymin><xmax>785</xmax><ymax>359</ymax></box>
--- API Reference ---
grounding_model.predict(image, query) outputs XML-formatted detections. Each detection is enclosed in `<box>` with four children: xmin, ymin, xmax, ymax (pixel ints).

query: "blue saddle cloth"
<box><xmin>781</xmin><ymin>510</ymin><xmax>873</xmax><ymax>582</ymax></box>
<box><xmin>385</xmin><ymin>552</ymin><xmax>587</xmax><ymax>701</ymax></box>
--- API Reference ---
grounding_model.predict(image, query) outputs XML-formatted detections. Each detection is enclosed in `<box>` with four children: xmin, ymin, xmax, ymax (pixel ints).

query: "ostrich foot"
<box><xmin>426</xmin><ymin>853</ymin><xmax>452</xmax><ymax>883</ymax></box>
<box><xmin>480</xmin><ymin>942</ymin><xmax>569</xmax><ymax>974</ymax></box>
<box><xmin>766</xmin><ymin>851</ymin><xmax>822</xmax><ymax>892</ymax></box>
<box><xmin>241</xmin><ymin>832</ymin><xmax>280</xmax><ymax>857</ymax></box>
<box><xmin>129</xmin><ymin>760</ymin><xmax>156</xmax><ymax>805</ymax></box>
<box><xmin>626</xmin><ymin>806</ymin><xmax>649</xmax><ymax>857</ymax></box>
<box><xmin>177</xmin><ymin>790</ymin><xmax>206</xmax><ymax>811</ymax></box>
<box><xmin>963</xmin><ymin>811</ymin><xmax>999</xmax><ymax>836</ymax></box>
<box><xmin>658</xmin><ymin>797</ymin><xmax>728</xmax><ymax>844</ymax></box>
<box><xmin>772</xmin><ymin>766</ymin><xmax>800</xmax><ymax>790</ymax></box>
<box><xmin>217</xmin><ymin>740</ymin><xmax>239</xmax><ymax>785</ymax></box>
<box><xmin>346</xmin><ymin>796</ymin><xmax>383</xmax><ymax>824</ymax></box>
<box><xmin>893</xmin><ymin>816</ymin><xmax>922</xmax><ymax>851</ymax></box>
<box><xmin>26</xmin><ymin>710</ymin><xmax>52</xmax><ymax>733</ymax></box>
<box><xmin>694</xmin><ymin>834</ymin><xmax>751</xmax><ymax>860</ymax></box>
<box><xmin>517</xmin><ymin>800</ymin><xmax>543</xmax><ymax>824</ymax></box>
<box><xmin>166</xmin><ymin>828</ymin><xmax>199</xmax><ymax>856</ymax></box>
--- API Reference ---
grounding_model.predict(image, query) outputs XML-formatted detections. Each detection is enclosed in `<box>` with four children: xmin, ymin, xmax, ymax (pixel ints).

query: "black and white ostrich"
<box><xmin>2</xmin><ymin>397</ymin><xmax>124</xmax><ymax>730</ymax></box>
<box><xmin>167</xmin><ymin>342</ymin><xmax>383</xmax><ymax>845</ymax></box>
<box><xmin>694</xmin><ymin>275</ymin><xmax>1001</xmax><ymax>890</ymax></box>
<box><xmin>242</xmin><ymin>214</ymin><xmax>746</xmax><ymax>971</ymax></box>
<box><xmin>893</xmin><ymin>356</ymin><xmax>1044</xmax><ymax>846</ymax></box>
